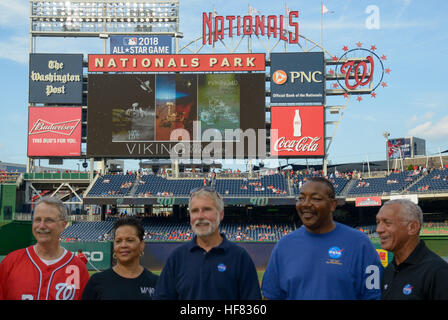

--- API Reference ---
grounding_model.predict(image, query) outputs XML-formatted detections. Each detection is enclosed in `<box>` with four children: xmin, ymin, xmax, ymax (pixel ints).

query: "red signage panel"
<box><xmin>88</xmin><ymin>53</ymin><xmax>265</xmax><ymax>72</ymax></box>
<box><xmin>28</xmin><ymin>107</ymin><xmax>82</xmax><ymax>157</ymax></box>
<box><xmin>270</xmin><ymin>106</ymin><xmax>324</xmax><ymax>157</ymax></box>
<box><xmin>355</xmin><ymin>196</ymin><xmax>382</xmax><ymax>207</ymax></box>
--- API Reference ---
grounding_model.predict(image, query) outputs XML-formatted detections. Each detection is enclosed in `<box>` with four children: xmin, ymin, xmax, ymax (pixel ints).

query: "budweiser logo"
<box><xmin>273</xmin><ymin>136</ymin><xmax>321</xmax><ymax>152</ymax></box>
<box><xmin>29</xmin><ymin>119</ymin><xmax>81</xmax><ymax>136</ymax></box>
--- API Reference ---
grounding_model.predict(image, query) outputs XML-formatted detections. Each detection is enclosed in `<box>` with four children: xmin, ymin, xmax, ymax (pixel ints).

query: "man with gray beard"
<box><xmin>154</xmin><ymin>187</ymin><xmax>261</xmax><ymax>300</ymax></box>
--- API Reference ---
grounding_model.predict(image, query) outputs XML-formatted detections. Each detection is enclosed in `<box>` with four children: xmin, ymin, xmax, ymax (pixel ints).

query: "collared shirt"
<box><xmin>154</xmin><ymin>234</ymin><xmax>261</xmax><ymax>300</ymax></box>
<box><xmin>381</xmin><ymin>240</ymin><xmax>448</xmax><ymax>300</ymax></box>
<box><xmin>0</xmin><ymin>246</ymin><xmax>89</xmax><ymax>300</ymax></box>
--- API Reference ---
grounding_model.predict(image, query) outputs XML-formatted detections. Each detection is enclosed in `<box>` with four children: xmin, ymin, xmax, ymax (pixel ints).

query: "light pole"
<box><xmin>383</xmin><ymin>131</ymin><xmax>390</xmax><ymax>173</ymax></box>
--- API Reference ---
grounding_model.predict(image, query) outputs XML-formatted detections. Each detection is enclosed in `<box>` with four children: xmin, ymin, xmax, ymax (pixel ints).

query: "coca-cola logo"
<box><xmin>274</xmin><ymin>136</ymin><xmax>321</xmax><ymax>152</ymax></box>
<box><xmin>29</xmin><ymin>119</ymin><xmax>81</xmax><ymax>136</ymax></box>
<box><xmin>270</xmin><ymin>106</ymin><xmax>324</xmax><ymax>156</ymax></box>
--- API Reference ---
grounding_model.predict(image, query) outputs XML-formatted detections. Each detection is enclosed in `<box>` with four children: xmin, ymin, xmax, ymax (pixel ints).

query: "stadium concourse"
<box><xmin>52</xmin><ymin>165</ymin><xmax>448</xmax><ymax>242</ymax></box>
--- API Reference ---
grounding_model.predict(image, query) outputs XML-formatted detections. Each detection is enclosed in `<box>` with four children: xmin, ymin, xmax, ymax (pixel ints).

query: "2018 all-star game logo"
<box><xmin>330</xmin><ymin>42</ymin><xmax>390</xmax><ymax>102</ymax></box>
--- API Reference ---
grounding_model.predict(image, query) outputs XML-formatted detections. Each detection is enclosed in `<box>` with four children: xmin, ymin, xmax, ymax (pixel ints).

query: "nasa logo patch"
<box><xmin>328</xmin><ymin>246</ymin><xmax>344</xmax><ymax>259</ymax></box>
<box><xmin>402</xmin><ymin>284</ymin><xmax>413</xmax><ymax>296</ymax></box>
<box><xmin>217</xmin><ymin>263</ymin><xmax>227</xmax><ymax>272</ymax></box>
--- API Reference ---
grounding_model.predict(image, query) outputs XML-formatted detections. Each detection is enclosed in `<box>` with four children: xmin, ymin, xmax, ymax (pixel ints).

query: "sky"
<box><xmin>0</xmin><ymin>0</ymin><xmax>447</xmax><ymax>172</ymax></box>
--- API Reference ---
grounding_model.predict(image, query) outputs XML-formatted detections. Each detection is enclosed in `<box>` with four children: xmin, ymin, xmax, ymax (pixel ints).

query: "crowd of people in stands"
<box><xmin>0</xmin><ymin>170</ymin><xmax>21</xmax><ymax>183</ymax></box>
<box><xmin>139</xmin><ymin>223</ymin><xmax>296</xmax><ymax>242</ymax></box>
<box><xmin>432</xmin><ymin>174</ymin><xmax>448</xmax><ymax>181</ymax></box>
<box><xmin>60</xmin><ymin>237</ymin><xmax>80</xmax><ymax>242</ymax></box>
<box><xmin>59</xmin><ymin>219</ymin><xmax>448</xmax><ymax>243</ymax></box>
<box><xmin>121</xmin><ymin>182</ymin><xmax>132</xmax><ymax>188</ymax></box>
<box><xmin>88</xmin><ymin>165</ymin><xmax>448</xmax><ymax>198</ymax></box>
<box><xmin>417</xmin><ymin>185</ymin><xmax>430</xmax><ymax>191</ymax></box>
<box><xmin>144</xmin><ymin>230</ymin><xmax>192</xmax><ymax>241</ymax></box>
<box><xmin>60</xmin><ymin>214</ymin><xmax>297</xmax><ymax>242</ymax></box>
<box><xmin>357</xmin><ymin>180</ymin><xmax>370</xmax><ymax>188</ymax></box>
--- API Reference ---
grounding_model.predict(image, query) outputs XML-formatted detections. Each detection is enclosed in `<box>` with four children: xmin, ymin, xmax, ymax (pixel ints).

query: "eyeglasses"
<box><xmin>189</xmin><ymin>186</ymin><xmax>222</xmax><ymax>199</ymax></box>
<box><xmin>32</xmin><ymin>217</ymin><xmax>64</xmax><ymax>225</ymax></box>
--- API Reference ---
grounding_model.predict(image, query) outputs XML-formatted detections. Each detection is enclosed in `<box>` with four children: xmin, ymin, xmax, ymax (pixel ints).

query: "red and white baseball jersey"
<box><xmin>0</xmin><ymin>246</ymin><xmax>89</xmax><ymax>300</ymax></box>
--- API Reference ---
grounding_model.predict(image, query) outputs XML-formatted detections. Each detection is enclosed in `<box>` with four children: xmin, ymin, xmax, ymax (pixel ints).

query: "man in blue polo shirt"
<box><xmin>262</xmin><ymin>177</ymin><xmax>383</xmax><ymax>300</ymax></box>
<box><xmin>154</xmin><ymin>187</ymin><xmax>261</xmax><ymax>300</ymax></box>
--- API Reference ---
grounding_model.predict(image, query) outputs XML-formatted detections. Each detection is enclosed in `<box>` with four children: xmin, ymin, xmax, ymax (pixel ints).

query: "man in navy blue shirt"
<box><xmin>154</xmin><ymin>187</ymin><xmax>261</xmax><ymax>300</ymax></box>
<box><xmin>377</xmin><ymin>199</ymin><xmax>448</xmax><ymax>300</ymax></box>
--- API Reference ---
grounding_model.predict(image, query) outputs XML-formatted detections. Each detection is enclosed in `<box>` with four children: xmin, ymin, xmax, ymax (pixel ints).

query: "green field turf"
<box><xmin>424</xmin><ymin>239</ymin><xmax>448</xmax><ymax>257</ymax></box>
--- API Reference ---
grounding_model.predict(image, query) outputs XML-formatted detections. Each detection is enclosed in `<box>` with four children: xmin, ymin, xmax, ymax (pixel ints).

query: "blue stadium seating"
<box><xmin>215</xmin><ymin>174</ymin><xmax>288</xmax><ymax>197</ymax></box>
<box><xmin>87</xmin><ymin>174</ymin><xmax>135</xmax><ymax>197</ymax></box>
<box><xmin>60</xmin><ymin>220</ymin><xmax>115</xmax><ymax>241</ymax></box>
<box><xmin>135</xmin><ymin>174</ymin><xmax>204</xmax><ymax>197</ymax></box>
<box><xmin>292</xmin><ymin>176</ymin><xmax>349</xmax><ymax>196</ymax></box>
<box><xmin>86</xmin><ymin>173</ymin><xmax>293</xmax><ymax>198</ymax></box>
<box><xmin>61</xmin><ymin>218</ymin><xmax>296</xmax><ymax>242</ymax></box>
<box><xmin>346</xmin><ymin>172</ymin><xmax>420</xmax><ymax>196</ymax></box>
<box><xmin>84</xmin><ymin>169</ymin><xmax>447</xmax><ymax>200</ymax></box>
<box><xmin>408</xmin><ymin>168</ymin><xmax>448</xmax><ymax>193</ymax></box>
<box><xmin>221</xmin><ymin>223</ymin><xmax>295</xmax><ymax>241</ymax></box>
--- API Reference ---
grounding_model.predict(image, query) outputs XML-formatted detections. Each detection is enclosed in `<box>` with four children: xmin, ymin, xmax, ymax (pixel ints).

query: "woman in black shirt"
<box><xmin>82</xmin><ymin>217</ymin><xmax>158</xmax><ymax>300</ymax></box>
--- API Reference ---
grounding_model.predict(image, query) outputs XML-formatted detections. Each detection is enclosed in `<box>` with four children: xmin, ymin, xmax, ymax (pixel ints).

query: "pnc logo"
<box><xmin>272</xmin><ymin>70</ymin><xmax>323</xmax><ymax>85</ymax></box>
<box><xmin>272</xmin><ymin>70</ymin><xmax>287</xmax><ymax>85</ymax></box>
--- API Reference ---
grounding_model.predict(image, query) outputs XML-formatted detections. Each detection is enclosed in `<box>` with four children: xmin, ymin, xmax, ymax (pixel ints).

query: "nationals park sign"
<box><xmin>88</xmin><ymin>53</ymin><xmax>265</xmax><ymax>72</ymax></box>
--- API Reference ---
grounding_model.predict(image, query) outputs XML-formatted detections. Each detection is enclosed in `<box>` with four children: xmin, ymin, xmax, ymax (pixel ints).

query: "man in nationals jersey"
<box><xmin>0</xmin><ymin>197</ymin><xmax>89</xmax><ymax>300</ymax></box>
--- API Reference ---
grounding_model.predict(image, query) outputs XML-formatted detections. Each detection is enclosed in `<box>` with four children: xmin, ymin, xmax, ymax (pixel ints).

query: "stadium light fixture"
<box><xmin>383</xmin><ymin>131</ymin><xmax>391</xmax><ymax>173</ymax></box>
<box><xmin>30</xmin><ymin>0</ymin><xmax>180</xmax><ymax>37</ymax></box>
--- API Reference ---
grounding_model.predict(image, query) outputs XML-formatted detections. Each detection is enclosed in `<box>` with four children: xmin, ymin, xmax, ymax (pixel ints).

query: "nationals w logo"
<box><xmin>157</xmin><ymin>197</ymin><xmax>175</xmax><ymax>206</ymax></box>
<box><xmin>332</xmin><ymin>44</ymin><xmax>390</xmax><ymax>102</ymax></box>
<box><xmin>55</xmin><ymin>283</ymin><xmax>76</xmax><ymax>300</ymax></box>
<box><xmin>249</xmin><ymin>197</ymin><xmax>269</xmax><ymax>206</ymax></box>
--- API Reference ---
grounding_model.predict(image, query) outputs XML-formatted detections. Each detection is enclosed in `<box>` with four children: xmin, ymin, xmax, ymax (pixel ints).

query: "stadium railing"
<box><xmin>24</xmin><ymin>172</ymin><xmax>90</xmax><ymax>180</ymax></box>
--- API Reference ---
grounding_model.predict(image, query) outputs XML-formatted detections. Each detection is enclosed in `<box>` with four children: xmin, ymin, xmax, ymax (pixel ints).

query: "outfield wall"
<box><xmin>141</xmin><ymin>241</ymin><xmax>397</xmax><ymax>271</ymax></box>
<box><xmin>0</xmin><ymin>238</ymin><xmax>446</xmax><ymax>271</ymax></box>
<box><xmin>0</xmin><ymin>221</ymin><xmax>35</xmax><ymax>255</ymax></box>
<box><xmin>60</xmin><ymin>242</ymin><xmax>112</xmax><ymax>271</ymax></box>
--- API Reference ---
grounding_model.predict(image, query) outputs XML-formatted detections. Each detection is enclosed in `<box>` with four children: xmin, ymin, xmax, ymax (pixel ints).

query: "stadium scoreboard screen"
<box><xmin>87</xmin><ymin>73</ymin><xmax>266</xmax><ymax>158</ymax></box>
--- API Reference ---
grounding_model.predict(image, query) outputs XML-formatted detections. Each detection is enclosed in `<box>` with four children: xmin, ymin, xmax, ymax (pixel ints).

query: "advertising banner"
<box><xmin>270</xmin><ymin>106</ymin><xmax>325</xmax><ymax>157</ymax></box>
<box><xmin>376</xmin><ymin>249</ymin><xmax>389</xmax><ymax>267</ymax></box>
<box><xmin>60</xmin><ymin>241</ymin><xmax>111</xmax><ymax>271</ymax></box>
<box><xmin>87</xmin><ymin>74</ymin><xmax>265</xmax><ymax>158</ymax></box>
<box><xmin>387</xmin><ymin>138</ymin><xmax>411</xmax><ymax>159</ymax></box>
<box><xmin>28</xmin><ymin>107</ymin><xmax>82</xmax><ymax>157</ymax></box>
<box><xmin>270</xmin><ymin>52</ymin><xmax>324</xmax><ymax>104</ymax></box>
<box><xmin>110</xmin><ymin>35</ymin><xmax>172</xmax><ymax>54</ymax></box>
<box><xmin>29</xmin><ymin>53</ymin><xmax>83</xmax><ymax>104</ymax></box>
<box><xmin>88</xmin><ymin>53</ymin><xmax>265</xmax><ymax>72</ymax></box>
<box><xmin>389</xmin><ymin>194</ymin><xmax>418</xmax><ymax>204</ymax></box>
<box><xmin>355</xmin><ymin>196</ymin><xmax>382</xmax><ymax>207</ymax></box>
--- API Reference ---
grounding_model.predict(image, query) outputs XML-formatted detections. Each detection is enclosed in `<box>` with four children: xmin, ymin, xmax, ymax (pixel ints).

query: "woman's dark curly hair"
<box><xmin>113</xmin><ymin>216</ymin><xmax>145</xmax><ymax>241</ymax></box>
